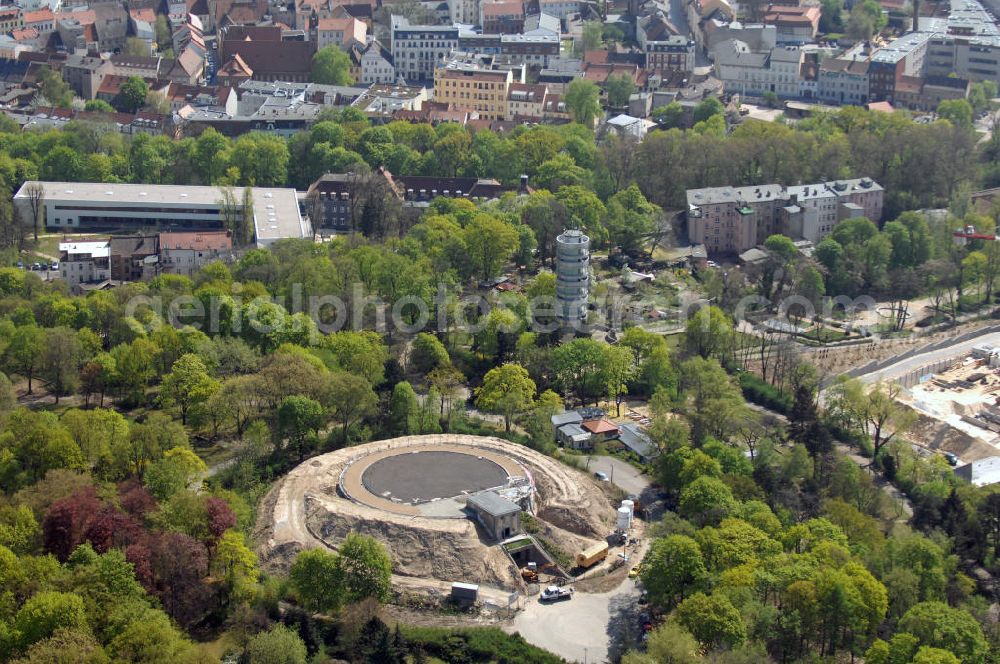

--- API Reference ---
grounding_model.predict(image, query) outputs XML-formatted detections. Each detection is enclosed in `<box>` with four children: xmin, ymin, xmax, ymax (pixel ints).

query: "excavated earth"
<box><xmin>254</xmin><ymin>434</ymin><xmax>613</xmax><ymax>592</ymax></box>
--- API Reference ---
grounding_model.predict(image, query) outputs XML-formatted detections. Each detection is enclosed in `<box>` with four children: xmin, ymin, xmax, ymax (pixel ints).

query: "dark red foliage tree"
<box><xmin>118</xmin><ymin>479</ymin><xmax>158</xmax><ymax>518</ymax></box>
<box><xmin>124</xmin><ymin>538</ymin><xmax>154</xmax><ymax>589</ymax></box>
<box><xmin>205</xmin><ymin>497</ymin><xmax>236</xmax><ymax>542</ymax></box>
<box><xmin>149</xmin><ymin>531</ymin><xmax>212</xmax><ymax>627</ymax></box>
<box><xmin>42</xmin><ymin>487</ymin><xmax>101</xmax><ymax>561</ymax></box>
<box><xmin>82</xmin><ymin>504</ymin><xmax>142</xmax><ymax>553</ymax></box>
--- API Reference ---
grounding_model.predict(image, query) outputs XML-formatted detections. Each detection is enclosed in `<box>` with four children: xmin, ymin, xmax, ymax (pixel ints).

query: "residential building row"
<box><xmin>306</xmin><ymin>168</ymin><xmax>531</xmax><ymax>232</ymax></box>
<box><xmin>685</xmin><ymin>178</ymin><xmax>884</xmax><ymax>254</ymax></box>
<box><xmin>707</xmin><ymin>0</ymin><xmax>1000</xmax><ymax>107</ymax></box>
<box><xmin>389</xmin><ymin>16</ymin><xmax>565</xmax><ymax>82</ymax></box>
<box><xmin>57</xmin><ymin>231</ymin><xmax>234</xmax><ymax>289</ymax></box>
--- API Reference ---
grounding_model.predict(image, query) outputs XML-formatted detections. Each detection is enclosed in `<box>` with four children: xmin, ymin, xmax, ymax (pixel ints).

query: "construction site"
<box><xmin>254</xmin><ymin>434</ymin><xmax>644</xmax><ymax>601</ymax></box>
<box><xmin>900</xmin><ymin>343</ymin><xmax>1000</xmax><ymax>464</ymax></box>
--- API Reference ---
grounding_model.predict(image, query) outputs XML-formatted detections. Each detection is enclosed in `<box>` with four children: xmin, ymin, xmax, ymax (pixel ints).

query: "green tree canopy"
<box><xmin>565</xmin><ymin>80</ymin><xmax>602</xmax><ymax>126</ymax></box>
<box><xmin>475</xmin><ymin>363</ymin><xmax>536</xmax><ymax>432</ymax></box>
<box><xmin>114</xmin><ymin>77</ymin><xmax>148</xmax><ymax>114</ymax></box>
<box><xmin>311</xmin><ymin>46</ymin><xmax>353</xmax><ymax>85</ymax></box>
<box><xmin>244</xmin><ymin>624</ymin><xmax>308</xmax><ymax>664</ymax></box>
<box><xmin>673</xmin><ymin>592</ymin><xmax>747</xmax><ymax>649</ymax></box>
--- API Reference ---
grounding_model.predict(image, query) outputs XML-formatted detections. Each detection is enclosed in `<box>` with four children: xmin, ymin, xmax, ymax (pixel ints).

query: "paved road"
<box><xmin>508</xmin><ymin>579</ymin><xmax>645</xmax><ymax>664</ymax></box>
<box><xmin>855</xmin><ymin>331</ymin><xmax>1000</xmax><ymax>385</ymax></box>
<box><xmin>586</xmin><ymin>456</ymin><xmax>648</xmax><ymax>497</ymax></box>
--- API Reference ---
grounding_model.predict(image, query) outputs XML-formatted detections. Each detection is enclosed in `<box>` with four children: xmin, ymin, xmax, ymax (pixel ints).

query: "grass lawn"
<box><xmin>802</xmin><ymin>326</ymin><xmax>850</xmax><ymax>343</ymax></box>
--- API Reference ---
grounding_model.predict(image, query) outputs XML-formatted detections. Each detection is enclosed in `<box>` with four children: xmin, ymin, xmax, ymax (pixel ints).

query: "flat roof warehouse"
<box><xmin>14</xmin><ymin>181</ymin><xmax>311</xmax><ymax>246</ymax></box>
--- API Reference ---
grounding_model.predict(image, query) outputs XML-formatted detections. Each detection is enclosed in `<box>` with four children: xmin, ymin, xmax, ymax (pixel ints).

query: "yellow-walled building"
<box><xmin>433</xmin><ymin>65</ymin><xmax>513</xmax><ymax>121</ymax></box>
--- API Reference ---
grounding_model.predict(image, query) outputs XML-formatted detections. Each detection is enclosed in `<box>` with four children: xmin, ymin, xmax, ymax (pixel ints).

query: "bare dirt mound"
<box><xmin>254</xmin><ymin>435</ymin><xmax>614</xmax><ymax>593</ymax></box>
<box><xmin>908</xmin><ymin>411</ymin><xmax>999</xmax><ymax>462</ymax></box>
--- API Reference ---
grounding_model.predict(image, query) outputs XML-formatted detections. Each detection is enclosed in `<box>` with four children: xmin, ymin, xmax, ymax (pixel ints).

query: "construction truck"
<box><xmin>521</xmin><ymin>562</ymin><xmax>556</xmax><ymax>583</ymax></box>
<box><xmin>575</xmin><ymin>541</ymin><xmax>609</xmax><ymax>569</ymax></box>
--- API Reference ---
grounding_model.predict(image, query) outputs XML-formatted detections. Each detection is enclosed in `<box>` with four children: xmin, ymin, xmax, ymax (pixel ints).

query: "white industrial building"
<box><xmin>13</xmin><ymin>181</ymin><xmax>311</xmax><ymax>247</ymax></box>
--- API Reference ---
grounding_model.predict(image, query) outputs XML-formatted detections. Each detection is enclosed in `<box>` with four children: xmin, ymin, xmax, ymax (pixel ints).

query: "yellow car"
<box><xmin>629</xmin><ymin>564</ymin><xmax>644</xmax><ymax>579</ymax></box>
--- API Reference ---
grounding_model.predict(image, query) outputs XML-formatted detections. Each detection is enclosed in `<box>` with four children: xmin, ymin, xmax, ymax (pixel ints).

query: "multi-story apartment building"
<box><xmin>704</xmin><ymin>20</ymin><xmax>776</xmax><ymax>53</ymax></box>
<box><xmin>110</xmin><ymin>235</ymin><xmax>158</xmax><ymax>282</ymax></box>
<box><xmin>539</xmin><ymin>0</ymin><xmax>579</xmax><ymax>19</ymax></box>
<box><xmin>868</xmin><ymin>32</ymin><xmax>929</xmax><ymax>102</ymax></box>
<box><xmin>686</xmin><ymin>178</ymin><xmax>884</xmax><ymax>254</ymax></box>
<box><xmin>448</xmin><ymin>0</ymin><xmax>482</xmax><ymax>25</ymax></box>
<box><xmin>158</xmin><ymin>231</ymin><xmax>234</xmax><ymax>276</ymax></box>
<box><xmin>0</xmin><ymin>8</ymin><xmax>23</xmax><ymax>33</ymax></box>
<box><xmin>307</xmin><ymin>170</ymin><xmax>524</xmax><ymax>232</ymax></box>
<box><xmin>315</xmin><ymin>17</ymin><xmax>366</xmax><ymax>50</ymax></box>
<box><xmin>481</xmin><ymin>0</ymin><xmax>525</xmax><ymax>34</ymax></box>
<box><xmin>784</xmin><ymin>183</ymin><xmax>838</xmax><ymax>241</ymax></box>
<box><xmin>433</xmin><ymin>61</ymin><xmax>513</xmax><ymax>119</ymax></box>
<box><xmin>714</xmin><ymin>40</ymin><xmax>802</xmax><ymax>98</ymax></box>
<box><xmin>61</xmin><ymin>55</ymin><xmax>114</xmax><ymax>99</ymax></box>
<box><xmin>642</xmin><ymin>35</ymin><xmax>696</xmax><ymax>74</ymax></box>
<box><xmin>686</xmin><ymin>187</ymin><xmax>762</xmax><ymax>255</ymax></box>
<box><xmin>456</xmin><ymin>32</ymin><xmax>561</xmax><ymax>68</ymax></box>
<box><xmin>390</xmin><ymin>16</ymin><xmax>460</xmax><ymax>81</ymax></box>
<box><xmin>506</xmin><ymin>82</ymin><xmax>548</xmax><ymax>119</ymax></box>
<box><xmin>926</xmin><ymin>35</ymin><xmax>1000</xmax><ymax>83</ymax></box>
<box><xmin>59</xmin><ymin>241</ymin><xmax>111</xmax><ymax>288</ymax></box>
<box><xmin>361</xmin><ymin>40</ymin><xmax>396</xmax><ymax>84</ymax></box>
<box><xmin>20</xmin><ymin>8</ymin><xmax>52</xmax><ymax>33</ymax></box>
<box><xmin>861</xmin><ymin>1</ymin><xmax>1000</xmax><ymax>87</ymax></box>
<box><xmin>498</xmin><ymin>34</ymin><xmax>560</xmax><ymax>68</ymax></box>
<box><xmin>761</xmin><ymin>5</ymin><xmax>819</xmax><ymax>43</ymax></box>
<box><xmin>817</xmin><ymin>56</ymin><xmax>870</xmax><ymax>105</ymax></box>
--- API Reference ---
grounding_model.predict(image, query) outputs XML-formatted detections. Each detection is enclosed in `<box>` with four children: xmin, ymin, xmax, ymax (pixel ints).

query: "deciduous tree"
<box><xmin>475</xmin><ymin>363</ymin><xmax>536</xmax><ymax>432</ymax></box>
<box><xmin>290</xmin><ymin>548</ymin><xmax>343</xmax><ymax>613</ymax></box>
<box><xmin>641</xmin><ymin>535</ymin><xmax>707</xmax><ymax>609</ymax></box>
<box><xmin>311</xmin><ymin>46</ymin><xmax>354</xmax><ymax>85</ymax></box>
<box><xmin>564</xmin><ymin>80</ymin><xmax>602</xmax><ymax>126</ymax></box>
<box><xmin>673</xmin><ymin>592</ymin><xmax>746</xmax><ymax>649</ymax></box>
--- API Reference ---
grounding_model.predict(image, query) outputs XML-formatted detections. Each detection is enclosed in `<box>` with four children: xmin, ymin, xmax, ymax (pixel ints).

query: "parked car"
<box><xmin>49</xmin><ymin>262</ymin><xmax>59</xmax><ymax>270</ymax></box>
<box><xmin>594</xmin><ymin>471</ymin><xmax>609</xmax><ymax>481</ymax></box>
<box><xmin>540</xmin><ymin>586</ymin><xmax>574</xmax><ymax>602</ymax></box>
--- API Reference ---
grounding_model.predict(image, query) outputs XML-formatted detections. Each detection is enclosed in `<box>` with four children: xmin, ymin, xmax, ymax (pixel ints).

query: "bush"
<box><xmin>534</xmin><ymin>534</ymin><xmax>572</xmax><ymax>570</ymax></box>
<box><xmin>401</xmin><ymin>627</ymin><xmax>565</xmax><ymax>664</ymax></box>
<box><xmin>737</xmin><ymin>373</ymin><xmax>792</xmax><ymax>414</ymax></box>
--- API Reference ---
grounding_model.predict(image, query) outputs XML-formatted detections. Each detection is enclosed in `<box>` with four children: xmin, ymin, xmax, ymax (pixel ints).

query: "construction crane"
<box><xmin>954</xmin><ymin>225</ymin><xmax>1000</xmax><ymax>245</ymax></box>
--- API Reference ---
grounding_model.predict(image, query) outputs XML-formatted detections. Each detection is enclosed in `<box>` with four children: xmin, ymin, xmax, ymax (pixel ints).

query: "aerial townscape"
<box><xmin>6</xmin><ymin>0</ymin><xmax>1000</xmax><ymax>660</ymax></box>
